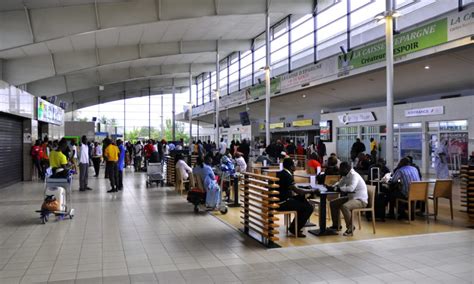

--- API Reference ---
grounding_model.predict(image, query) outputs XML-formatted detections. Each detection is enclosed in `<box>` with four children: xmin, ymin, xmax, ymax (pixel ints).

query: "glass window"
<box><xmin>439</xmin><ymin>120</ymin><xmax>468</xmax><ymax>131</ymax></box>
<box><xmin>291</xmin><ymin>16</ymin><xmax>313</xmax><ymax>42</ymax></box>
<box><xmin>350</xmin><ymin>0</ymin><xmax>384</xmax><ymax>28</ymax></box>
<box><xmin>317</xmin><ymin>0</ymin><xmax>346</xmax><ymax>28</ymax></box>
<box><xmin>292</xmin><ymin>33</ymin><xmax>313</xmax><ymax>55</ymax></box>
<box><xmin>272</xmin><ymin>19</ymin><xmax>288</xmax><ymax>39</ymax></box>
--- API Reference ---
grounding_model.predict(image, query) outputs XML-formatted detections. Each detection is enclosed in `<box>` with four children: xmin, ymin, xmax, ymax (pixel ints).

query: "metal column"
<box><xmin>161</xmin><ymin>93</ymin><xmax>164</xmax><ymax>137</ymax></box>
<box><xmin>264</xmin><ymin>0</ymin><xmax>271</xmax><ymax>147</ymax></box>
<box><xmin>148</xmin><ymin>87</ymin><xmax>151</xmax><ymax>139</ymax></box>
<box><xmin>172</xmin><ymin>85</ymin><xmax>176</xmax><ymax>141</ymax></box>
<box><xmin>385</xmin><ymin>0</ymin><xmax>395</xmax><ymax>170</ymax></box>
<box><xmin>189</xmin><ymin>74</ymin><xmax>193</xmax><ymax>143</ymax></box>
<box><xmin>123</xmin><ymin>91</ymin><xmax>126</xmax><ymax>141</ymax></box>
<box><xmin>215</xmin><ymin>49</ymin><xmax>220</xmax><ymax>143</ymax></box>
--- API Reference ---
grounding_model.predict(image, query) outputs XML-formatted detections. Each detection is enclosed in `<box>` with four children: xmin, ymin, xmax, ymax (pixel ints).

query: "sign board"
<box><xmin>270</xmin><ymin>122</ymin><xmax>285</xmax><ymax>129</ymax></box>
<box><xmin>405</xmin><ymin>106</ymin><xmax>444</xmax><ymax>117</ymax></box>
<box><xmin>319</xmin><ymin>120</ymin><xmax>332</xmax><ymax>142</ymax></box>
<box><xmin>37</xmin><ymin>98</ymin><xmax>64</xmax><ymax>125</ymax></box>
<box><xmin>292</xmin><ymin>119</ymin><xmax>313</xmax><ymax>127</ymax></box>
<box><xmin>338</xmin><ymin>18</ymin><xmax>448</xmax><ymax>72</ymax></box>
<box><xmin>246</xmin><ymin>77</ymin><xmax>281</xmax><ymax>99</ymax></box>
<box><xmin>338</xmin><ymin>112</ymin><xmax>376</xmax><ymax>124</ymax></box>
<box><xmin>280</xmin><ymin>58</ymin><xmax>337</xmax><ymax>90</ymax></box>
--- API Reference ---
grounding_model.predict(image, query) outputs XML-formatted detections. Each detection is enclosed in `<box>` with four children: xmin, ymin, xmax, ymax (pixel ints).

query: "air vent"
<box><xmin>297</xmin><ymin>115</ymin><xmax>304</xmax><ymax>119</ymax></box>
<box><xmin>394</xmin><ymin>101</ymin><xmax>407</xmax><ymax>105</ymax></box>
<box><xmin>440</xmin><ymin>94</ymin><xmax>461</xmax><ymax>99</ymax></box>
<box><xmin>301</xmin><ymin>83</ymin><xmax>310</xmax><ymax>87</ymax></box>
<box><xmin>350</xmin><ymin>107</ymin><xmax>361</xmax><ymax>110</ymax></box>
<box><xmin>279</xmin><ymin>117</ymin><xmax>286</xmax><ymax>121</ymax></box>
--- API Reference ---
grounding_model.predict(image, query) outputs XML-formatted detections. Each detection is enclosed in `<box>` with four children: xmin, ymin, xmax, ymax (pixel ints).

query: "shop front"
<box><xmin>321</xmin><ymin>94</ymin><xmax>474</xmax><ymax>174</ymax></box>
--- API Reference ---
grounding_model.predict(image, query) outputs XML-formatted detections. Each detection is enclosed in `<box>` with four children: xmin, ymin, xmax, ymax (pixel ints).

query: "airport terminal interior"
<box><xmin>0</xmin><ymin>0</ymin><xmax>473</xmax><ymax>283</ymax></box>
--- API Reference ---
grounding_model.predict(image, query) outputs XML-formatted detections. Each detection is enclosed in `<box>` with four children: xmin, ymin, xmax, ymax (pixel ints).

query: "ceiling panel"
<box><xmin>140</xmin><ymin>21</ymin><xmax>170</xmax><ymax>44</ymax></box>
<box><xmin>46</xmin><ymin>37</ymin><xmax>74</xmax><ymax>53</ymax></box>
<box><xmin>21</xmin><ymin>42</ymin><xmax>50</xmax><ymax>57</ymax></box>
<box><xmin>95</xmin><ymin>28</ymin><xmax>120</xmax><ymax>48</ymax></box>
<box><xmin>0</xmin><ymin>48</ymin><xmax>25</xmax><ymax>59</ymax></box>
<box><xmin>70</xmin><ymin>32</ymin><xmax>96</xmax><ymax>51</ymax></box>
<box><xmin>117</xmin><ymin>25</ymin><xmax>144</xmax><ymax>46</ymax></box>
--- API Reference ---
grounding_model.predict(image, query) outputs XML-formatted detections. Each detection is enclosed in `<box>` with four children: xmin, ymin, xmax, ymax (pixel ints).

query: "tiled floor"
<box><xmin>0</xmin><ymin>168</ymin><xmax>473</xmax><ymax>283</ymax></box>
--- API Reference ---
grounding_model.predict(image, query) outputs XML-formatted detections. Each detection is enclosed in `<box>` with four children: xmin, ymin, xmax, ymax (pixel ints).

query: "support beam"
<box><xmin>264</xmin><ymin>0</ymin><xmax>271</xmax><ymax>147</ymax></box>
<box><xmin>385</xmin><ymin>0</ymin><xmax>395</xmax><ymax>170</ymax></box>
<box><xmin>172</xmin><ymin>84</ymin><xmax>176</xmax><ymax>141</ymax></box>
<box><xmin>215</xmin><ymin>50</ymin><xmax>220</xmax><ymax>143</ymax></box>
<box><xmin>24</xmin><ymin>6</ymin><xmax>35</xmax><ymax>43</ymax></box>
<box><xmin>161</xmin><ymin>93</ymin><xmax>164</xmax><ymax>137</ymax></box>
<box><xmin>148</xmin><ymin>87</ymin><xmax>151</xmax><ymax>139</ymax></box>
<box><xmin>189</xmin><ymin>74</ymin><xmax>193</xmax><ymax>144</ymax></box>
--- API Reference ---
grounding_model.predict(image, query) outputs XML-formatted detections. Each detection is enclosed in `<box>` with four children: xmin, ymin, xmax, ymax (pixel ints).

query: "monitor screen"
<box><xmin>240</xmin><ymin>111</ymin><xmax>250</xmax><ymax>126</ymax></box>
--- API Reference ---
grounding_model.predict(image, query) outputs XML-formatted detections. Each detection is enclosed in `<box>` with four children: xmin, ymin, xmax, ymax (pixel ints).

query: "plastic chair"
<box><xmin>351</xmin><ymin>185</ymin><xmax>376</xmax><ymax>234</ymax></box>
<box><xmin>396</xmin><ymin>181</ymin><xmax>430</xmax><ymax>224</ymax></box>
<box><xmin>429</xmin><ymin>179</ymin><xmax>453</xmax><ymax>220</ymax></box>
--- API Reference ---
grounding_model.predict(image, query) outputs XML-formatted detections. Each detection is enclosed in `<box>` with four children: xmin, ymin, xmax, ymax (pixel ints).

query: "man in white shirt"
<box><xmin>234</xmin><ymin>152</ymin><xmax>247</xmax><ymax>173</ymax></box>
<box><xmin>79</xmin><ymin>136</ymin><xmax>92</xmax><ymax>191</ymax></box>
<box><xmin>219</xmin><ymin>138</ymin><xmax>227</xmax><ymax>155</ymax></box>
<box><xmin>175</xmin><ymin>154</ymin><xmax>192</xmax><ymax>181</ymax></box>
<box><xmin>92</xmin><ymin>142</ymin><xmax>102</xmax><ymax>177</ymax></box>
<box><xmin>329</xmin><ymin>162</ymin><xmax>368</xmax><ymax>236</ymax></box>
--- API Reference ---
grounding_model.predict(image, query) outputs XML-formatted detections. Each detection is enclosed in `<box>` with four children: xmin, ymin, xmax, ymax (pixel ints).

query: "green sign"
<box><xmin>246</xmin><ymin>77</ymin><xmax>281</xmax><ymax>99</ymax></box>
<box><xmin>338</xmin><ymin>18</ymin><xmax>448</xmax><ymax>70</ymax></box>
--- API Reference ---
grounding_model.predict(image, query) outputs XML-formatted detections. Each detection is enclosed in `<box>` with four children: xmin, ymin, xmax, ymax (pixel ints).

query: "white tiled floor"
<box><xmin>0</xmin><ymin>168</ymin><xmax>473</xmax><ymax>283</ymax></box>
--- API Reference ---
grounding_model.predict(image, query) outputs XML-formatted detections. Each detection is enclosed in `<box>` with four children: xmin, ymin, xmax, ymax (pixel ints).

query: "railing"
<box><xmin>241</xmin><ymin>172</ymin><xmax>281</xmax><ymax>247</ymax></box>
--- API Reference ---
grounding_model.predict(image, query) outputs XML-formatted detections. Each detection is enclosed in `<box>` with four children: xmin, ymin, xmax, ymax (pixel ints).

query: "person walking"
<box><xmin>370</xmin><ymin>138</ymin><xmax>378</xmax><ymax>163</ymax></box>
<box><xmin>435</xmin><ymin>140</ymin><xmax>450</xmax><ymax>179</ymax></box>
<box><xmin>31</xmin><ymin>140</ymin><xmax>43</xmax><ymax>180</ymax></box>
<box><xmin>117</xmin><ymin>139</ymin><xmax>126</xmax><ymax>190</ymax></box>
<box><xmin>104</xmin><ymin>138</ymin><xmax>120</xmax><ymax>192</ymax></box>
<box><xmin>92</xmin><ymin>142</ymin><xmax>102</xmax><ymax>177</ymax></box>
<box><xmin>79</xmin><ymin>135</ymin><xmax>92</xmax><ymax>191</ymax></box>
<box><xmin>133</xmin><ymin>141</ymin><xmax>143</xmax><ymax>172</ymax></box>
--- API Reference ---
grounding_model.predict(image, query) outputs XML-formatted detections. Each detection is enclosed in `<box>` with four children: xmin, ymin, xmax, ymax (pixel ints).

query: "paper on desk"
<box><xmin>311</xmin><ymin>184</ymin><xmax>327</xmax><ymax>192</ymax></box>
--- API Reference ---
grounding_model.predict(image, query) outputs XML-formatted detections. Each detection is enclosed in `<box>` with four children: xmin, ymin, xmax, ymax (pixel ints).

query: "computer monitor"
<box><xmin>239</xmin><ymin>111</ymin><xmax>250</xmax><ymax>126</ymax></box>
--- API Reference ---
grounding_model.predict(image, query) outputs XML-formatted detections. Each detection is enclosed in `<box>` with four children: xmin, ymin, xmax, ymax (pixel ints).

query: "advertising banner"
<box><xmin>37</xmin><ymin>98</ymin><xmax>64</xmax><ymax>125</ymax></box>
<box><xmin>280</xmin><ymin>57</ymin><xmax>337</xmax><ymax>90</ymax></box>
<box><xmin>405</xmin><ymin>106</ymin><xmax>444</xmax><ymax>117</ymax></box>
<box><xmin>338</xmin><ymin>18</ymin><xmax>448</xmax><ymax>71</ymax></box>
<box><xmin>246</xmin><ymin>77</ymin><xmax>281</xmax><ymax>99</ymax></box>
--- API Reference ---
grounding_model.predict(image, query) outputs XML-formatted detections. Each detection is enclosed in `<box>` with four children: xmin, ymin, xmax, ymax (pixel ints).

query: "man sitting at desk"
<box><xmin>329</xmin><ymin>162</ymin><xmax>368</xmax><ymax>236</ymax></box>
<box><xmin>276</xmin><ymin>158</ymin><xmax>314</xmax><ymax>238</ymax></box>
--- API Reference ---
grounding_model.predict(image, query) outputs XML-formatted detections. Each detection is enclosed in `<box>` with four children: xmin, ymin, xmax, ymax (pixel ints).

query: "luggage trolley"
<box><xmin>36</xmin><ymin>170</ymin><xmax>75</xmax><ymax>224</ymax></box>
<box><xmin>146</xmin><ymin>162</ymin><xmax>165</xmax><ymax>187</ymax></box>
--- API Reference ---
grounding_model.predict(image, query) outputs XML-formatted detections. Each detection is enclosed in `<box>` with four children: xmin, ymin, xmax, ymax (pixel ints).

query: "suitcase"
<box><xmin>187</xmin><ymin>188</ymin><xmax>206</xmax><ymax>205</ymax></box>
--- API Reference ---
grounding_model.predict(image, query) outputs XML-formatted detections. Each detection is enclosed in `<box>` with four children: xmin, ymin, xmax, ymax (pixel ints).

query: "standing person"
<box><xmin>144</xmin><ymin>140</ymin><xmax>154</xmax><ymax>168</ymax></box>
<box><xmin>40</xmin><ymin>136</ymin><xmax>50</xmax><ymax>179</ymax></box>
<box><xmin>92</xmin><ymin>142</ymin><xmax>102</xmax><ymax>177</ymax></box>
<box><xmin>71</xmin><ymin>141</ymin><xmax>78</xmax><ymax>172</ymax></box>
<box><xmin>79</xmin><ymin>135</ymin><xmax>92</xmax><ymax>191</ymax></box>
<box><xmin>31</xmin><ymin>140</ymin><xmax>43</xmax><ymax>180</ymax></box>
<box><xmin>435</xmin><ymin>140</ymin><xmax>450</xmax><ymax>179</ymax></box>
<box><xmin>317</xmin><ymin>139</ymin><xmax>327</xmax><ymax>164</ymax></box>
<box><xmin>329</xmin><ymin>162</ymin><xmax>368</xmax><ymax>236</ymax></box>
<box><xmin>219</xmin><ymin>138</ymin><xmax>227</xmax><ymax>155</ymax></box>
<box><xmin>238</xmin><ymin>139</ymin><xmax>250</xmax><ymax>163</ymax></box>
<box><xmin>117</xmin><ymin>139</ymin><xmax>126</xmax><ymax>190</ymax></box>
<box><xmin>104</xmin><ymin>138</ymin><xmax>119</xmax><ymax>193</ymax></box>
<box><xmin>229</xmin><ymin>140</ymin><xmax>235</xmax><ymax>156</ymax></box>
<box><xmin>350</xmin><ymin>138</ymin><xmax>366</xmax><ymax>162</ymax></box>
<box><xmin>161</xmin><ymin>139</ymin><xmax>169</xmax><ymax>162</ymax></box>
<box><xmin>234</xmin><ymin>152</ymin><xmax>247</xmax><ymax>173</ymax></box>
<box><xmin>286</xmin><ymin>140</ymin><xmax>296</xmax><ymax>155</ymax></box>
<box><xmin>133</xmin><ymin>141</ymin><xmax>143</xmax><ymax>172</ymax></box>
<box><xmin>369</xmin><ymin>138</ymin><xmax>378</xmax><ymax>163</ymax></box>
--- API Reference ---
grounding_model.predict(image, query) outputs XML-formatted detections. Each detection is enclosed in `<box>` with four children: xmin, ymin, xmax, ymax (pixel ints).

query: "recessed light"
<box><xmin>424</xmin><ymin>65</ymin><xmax>430</xmax><ymax>70</ymax></box>
<box><xmin>302</xmin><ymin>94</ymin><xmax>306</xmax><ymax>98</ymax></box>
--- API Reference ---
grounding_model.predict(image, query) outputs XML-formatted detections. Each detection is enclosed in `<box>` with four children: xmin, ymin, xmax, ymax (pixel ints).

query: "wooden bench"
<box><xmin>241</xmin><ymin>172</ymin><xmax>281</xmax><ymax>247</ymax></box>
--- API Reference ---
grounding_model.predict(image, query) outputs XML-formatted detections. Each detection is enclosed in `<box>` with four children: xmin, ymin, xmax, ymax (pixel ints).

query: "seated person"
<box><xmin>192</xmin><ymin>155</ymin><xmax>215</xmax><ymax>186</ymax></box>
<box><xmin>325</xmin><ymin>156</ymin><xmax>340</xmax><ymax>176</ymax></box>
<box><xmin>49</xmin><ymin>140</ymin><xmax>70</xmax><ymax>175</ymax></box>
<box><xmin>255</xmin><ymin>151</ymin><xmax>274</xmax><ymax>164</ymax></box>
<box><xmin>307</xmin><ymin>153</ymin><xmax>322</xmax><ymax>174</ymax></box>
<box><xmin>175</xmin><ymin>154</ymin><xmax>192</xmax><ymax>183</ymax></box>
<box><xmin>387</xmin><ymin>157</ymin><xmax>421</xmax><ymax>219</ymax></box>
<box><xmin>406</xmin><ymin>155</ymin><xmax>422</xmax><ymax>179</ymax></box>
<box><xmin>329</xmin><ymin>162</ymin><xmax>368</xmax><ymax>236</ymax></box>
<box><xmin>276</xmin><ymin>158</ymin><xmax>314</xmax><ymax>238</ymax></box>
<box><xmin>368</xmin><ymin>158</ymin><xmax>390</xmax><ymax>180</ymax></box>
<box><xmin>328</xmin><ymin>153</ymin><xmax>341</xmax><ymax>167</ymax></box>
<box><xmin>354</xmin><ymin>153</ymin><xmax>370</xmax><ymax>175</ymax></box>
<box><xmin>234</xmin><ymin>152</ymin><xmax>247</xmax><ymax>173</ymax></box>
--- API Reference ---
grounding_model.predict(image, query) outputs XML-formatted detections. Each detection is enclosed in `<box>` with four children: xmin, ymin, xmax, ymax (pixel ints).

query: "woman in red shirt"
<box><xmin>307</xmin><ymin>153</ymin><xmax>322</xmax><ymax>174</ymax></box>
<box><xmin>31</xmin><ymin>140</ymin><xmax>43</xmax><ymax>180</ymax></box>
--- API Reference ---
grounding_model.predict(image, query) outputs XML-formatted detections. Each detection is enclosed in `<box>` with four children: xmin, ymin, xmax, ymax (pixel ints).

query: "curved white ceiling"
<box><xmin>0</xmin><ymin>0</ymin><xmax>313</xmax><ymax>109</ymax></box>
